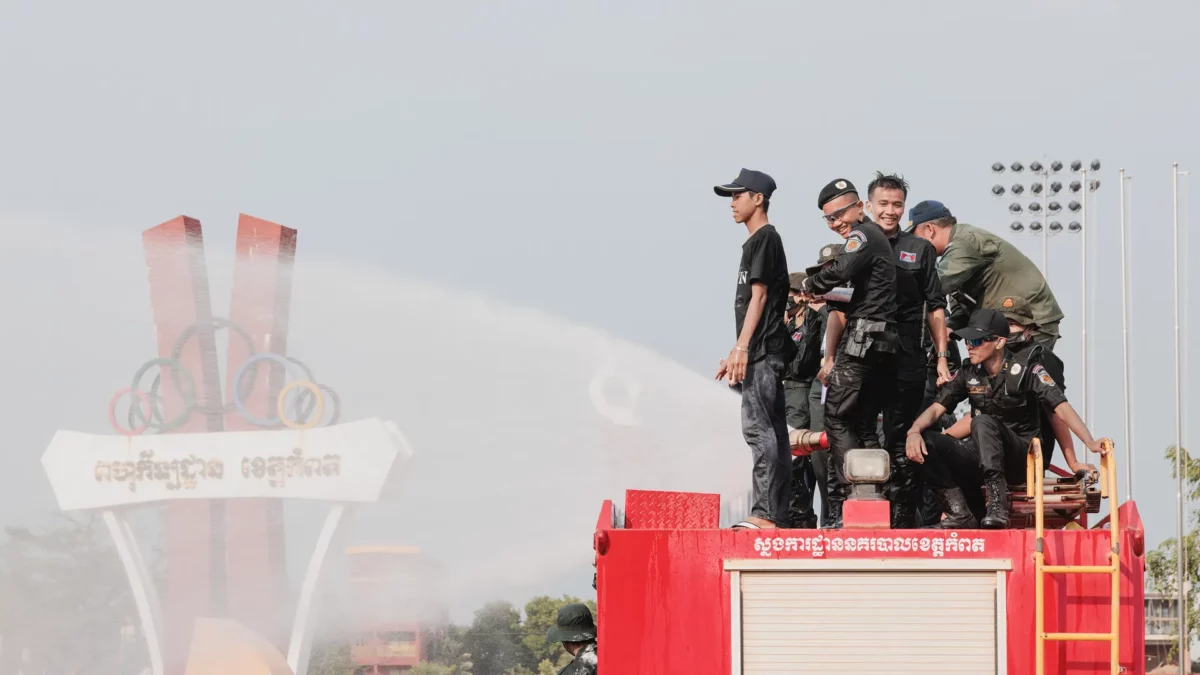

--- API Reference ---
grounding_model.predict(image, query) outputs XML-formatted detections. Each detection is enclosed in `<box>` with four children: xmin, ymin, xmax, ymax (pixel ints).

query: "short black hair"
<box><xmin>867</xmin><ymin>172</ymin><xmax>909</xmax><ymax>199</ymax></box>
<box><xmin>750</xmin><ymin>191</ymin><xmax>770</xmax><ymax>214</ymax></box>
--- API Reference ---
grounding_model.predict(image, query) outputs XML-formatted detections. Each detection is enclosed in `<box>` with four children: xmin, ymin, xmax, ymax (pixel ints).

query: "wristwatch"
<box><xmin>936</xmin><ymin>350</ymin><xmax>951</xmax><ymax>358</ymax></box>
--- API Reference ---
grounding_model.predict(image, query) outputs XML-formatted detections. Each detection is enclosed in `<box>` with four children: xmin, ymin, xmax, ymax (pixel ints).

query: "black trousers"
<box><xmin>888</xmin><ymin>331</ymin><xmax>927</xmax><ymax>519</ymax></box>
<box><xmin>785</xmin><ymin>378</ymin><xmax>826</xmax><ymax>526</ymax></box>
<box><xmin>823</xmin><ymin>344</ymin><xmax>900</xmax><ymax>512</ymax></box>
<box><xmin>919</xmin><ymin>414</ymin><xmax>1032</xmax><ymax>519</ymax></box>
<box><xmin>740</xmin><ymin>354</ymin><xmax>792</xmax><ymax>524</ymax></box>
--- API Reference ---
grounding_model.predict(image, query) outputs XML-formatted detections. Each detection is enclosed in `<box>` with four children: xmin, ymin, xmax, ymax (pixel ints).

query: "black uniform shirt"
<box><xmin>805</xmin><ymin>218</ymin><xmax>897</xmax><ymax>324</ymax></box>
<box><xmin>935</xmin><ymin>351</ymin><xmax>1068</xmax><ymax>442</ymax></box>
<box><xmin>734</xmin><ymin>224</ymin><xmax>792</xmax><ymax>361</ymax></box>
<box><xmin>784</xmin><ymin>305</ymin><xmax>829</xmax><ymax>381</ymax></box>
<box><xmin>888</xmin><ymin>229</ymin><xmax>946</xmax><ymax>327</ymax></box>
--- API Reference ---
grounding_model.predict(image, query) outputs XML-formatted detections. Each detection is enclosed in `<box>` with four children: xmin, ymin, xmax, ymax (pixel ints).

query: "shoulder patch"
<box><xmin>1039</xmin><ymin>371</ymin><xmax>1055</xmax><ymax>386</ymax></box>
<box><xmin>844</xmin><ymin>231</ymin><xmax>867</xmax><ymax>252</ymax></box>
<box><xmin>899</xmin><ymin>250</ymin><xmax>917</xmax><ymax>263</ymax></box>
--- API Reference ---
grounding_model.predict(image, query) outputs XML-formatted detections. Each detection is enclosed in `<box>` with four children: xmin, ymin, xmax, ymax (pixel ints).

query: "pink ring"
<box><xmin>109</xmin><ymin>387</ymin><xmax>151</xmax><ymax>436</ymax></box>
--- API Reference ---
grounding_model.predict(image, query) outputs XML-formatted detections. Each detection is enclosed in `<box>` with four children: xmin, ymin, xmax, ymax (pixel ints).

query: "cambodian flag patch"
<box><xmin>899</xmin><ymin>251</ymin><xmax>917</xmax><ymax>263</ymax></box>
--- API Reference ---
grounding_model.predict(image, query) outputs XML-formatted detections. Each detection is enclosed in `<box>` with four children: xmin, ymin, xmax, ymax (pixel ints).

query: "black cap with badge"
<box><xmin>951</xmin><ymin>308</ymin><xmax>1011</xmax><ymax>341</ymax></box>
<box><xmin>805</xmin><ymin>243</ymin><xmax>845</xmax><ymax>276</ymax></box>
<box><xmin>817</xmin><ymin>178</ymin><xmax>858</xmax><ymax>209</ymax></box>
<box><xmin>714</xmin><ymin>168</ymin><xmax>777</xmax><ymax>199</ymax></box>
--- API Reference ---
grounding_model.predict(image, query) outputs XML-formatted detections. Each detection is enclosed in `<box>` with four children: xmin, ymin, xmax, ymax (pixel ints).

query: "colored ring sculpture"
<box><xmin>277</xmin><ymin>381</ymin><xmax>324</xmax><ymax>430</ymax></box>
<box><xmin>233</xmin><ymin>354</ymin><xmax>314</xmax><ymax>427</ymax></box>
<box><xmin>169</xmin><ymin>318</ymin><xmax>258</xmax><ymax>414</ymax></box>
<box><xmin>127</xmin><ymin>386</ymin><xmax>166</xmax><ymax>430</ymax></box>
<box><xmin>129</xmin><ymin>358</ymin><xmax>197</xmax><ymax>432</ymax></box>
<box><xmin>109</xmin><ymin>387</ymin><xmax>152</xmax><ymax>436</ymax></box>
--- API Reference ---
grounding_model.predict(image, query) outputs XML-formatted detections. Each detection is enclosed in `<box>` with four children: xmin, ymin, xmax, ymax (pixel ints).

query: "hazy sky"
<box><xmin>1</xmin><ymin>0</ymin><xmax>1199</xmax><ymax>622</ymax></box>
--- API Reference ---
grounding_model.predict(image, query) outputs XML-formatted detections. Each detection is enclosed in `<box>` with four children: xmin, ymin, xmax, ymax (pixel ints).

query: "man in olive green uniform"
<box><xmin>907</xmin><ymin>201</ymin><xmax>1064</xmax><ymax>349</ymax></box>
<box><xmin>547</xmin><ymin>603</ymin><xmax>598</xmax><ymax>674</ymax></box>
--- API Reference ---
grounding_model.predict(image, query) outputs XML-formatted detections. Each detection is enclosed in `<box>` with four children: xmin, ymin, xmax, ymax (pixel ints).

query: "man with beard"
<box><xmin>864</xmin><ymin>173</ymin><xmax>950</xmax><ymax>527</ymax></box>
<box><xmin>796</xmin><ymin>179</ymin><xmax>899</xmax><ymax>529</ymax></box>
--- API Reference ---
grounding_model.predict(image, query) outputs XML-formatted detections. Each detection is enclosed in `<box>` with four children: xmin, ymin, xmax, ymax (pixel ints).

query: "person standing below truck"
<box><xmin>905</xmin><ymin>309</ymin><xmax>1105</xmax><ymax>529</ymax></box>
<box><xmin>783</xmin><ymin>270</ymin><xmax>829</xmax><ymax>528</ymax></box>
<box><xmin>865</xmin><ymin>173</ymin><xmax>950</xmax><ymax>528</ymax></box>
<box><xmin>713</xmin><ymin>168</ymin><xmax>796</xmax><ymax>530</ymax></box>
<box><xmin>546</xmin><ymin>603</ymin><xmax>598</xmax><ymax>675</ymax></box>
<box><xmin>796</xmin><ymin>179</ymin><xmax>899</xmax><ymax>529</ymax></box>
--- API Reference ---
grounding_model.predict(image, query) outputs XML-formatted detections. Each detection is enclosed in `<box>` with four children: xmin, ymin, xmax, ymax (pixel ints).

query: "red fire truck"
<box><xmin>593</xmin><ymin>439</ymin><xmax>1145</xmax><ymax>674</ymax></box>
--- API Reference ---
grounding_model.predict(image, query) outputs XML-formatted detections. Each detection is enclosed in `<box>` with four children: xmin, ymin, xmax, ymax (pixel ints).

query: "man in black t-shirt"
<box><xmin>714</xmin><ymin>168</ymin><xmax>795</xmax><ymax>530</ymax></box>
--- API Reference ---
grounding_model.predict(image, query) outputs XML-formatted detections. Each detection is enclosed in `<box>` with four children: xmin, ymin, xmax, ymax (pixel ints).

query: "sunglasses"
<box><xmin>823</xmin><ymin>200</ymin><xmax>860</xmax><ymax>223</ymax></box>
<box><xmin>965</xmin><ymin>336</ymin><xmax>1000</xmax><ymax>348</ymax></box>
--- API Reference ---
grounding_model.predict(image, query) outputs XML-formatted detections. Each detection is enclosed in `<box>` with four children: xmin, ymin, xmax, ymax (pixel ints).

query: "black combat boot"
<box><xmin>981</xmin><ymin>479</ymin><xmax>1011</xmax><ymax>529</ymax></box>
<box><xmin>926</xmin><ymin>487</ymin><xmax>979</xmax><ymax>529</ymax></box>
<box><xmin>890</xmin><ymin>499</ymin><xmax>916</xmax><ymax>529</ymax></box>
<box><xmin>821</xmin><ymin>499</ymin><xmax>843</xmax><ymax>529</ymax></box>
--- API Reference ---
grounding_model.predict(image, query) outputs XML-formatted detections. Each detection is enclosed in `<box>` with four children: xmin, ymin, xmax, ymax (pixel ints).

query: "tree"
<box><xmin>306</xmin><ymin>638</ymin><xmax>355</xmax><ymax>675</ymax></box>
<box><xmin>0</xmin><ymin>515</ymin><xmax>149</xmax><ymax>675</ymax></box>
<box><xmin>1145</xmin><ymin>445</ymin><xmax>1200</xmax><ymax>667</ymax></box>
<box><xmin>518</xmin><ymin>595</ymin><xmax>597</xmax><ymax>668</ymax></box>
<box><xmin>462</xmin><ymin>601</ymin><xmax>530</xmax><ymax>675</ymax></box>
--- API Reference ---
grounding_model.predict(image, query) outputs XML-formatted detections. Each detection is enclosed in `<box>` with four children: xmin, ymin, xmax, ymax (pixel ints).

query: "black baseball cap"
<box><xmin>714</xmin><ymin>168</ymin><xmax>776</xmax><ymax>199</ymax></box>
<box><xmin>906</xmin><ymin>200</ymin><xmax>953</xmax><ymax>232</ymax></box>
<box><xmin>951</xmin><ymin>308</ymin><xmax>1010</xmax><ymax>341</ymax></box>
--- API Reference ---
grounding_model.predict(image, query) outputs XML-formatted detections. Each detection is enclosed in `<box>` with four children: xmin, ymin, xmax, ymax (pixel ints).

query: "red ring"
<box><xmin>109</xmin><ymin>388</ymin><xmax>151</xmax><ymax>436</ymax></box>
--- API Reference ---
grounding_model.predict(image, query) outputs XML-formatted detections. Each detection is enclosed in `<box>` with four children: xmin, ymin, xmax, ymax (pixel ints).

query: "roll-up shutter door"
<box><xmin>739</xmin><ymin>571</ymin><xmax>998</xmax><ymax>674</ymax></box>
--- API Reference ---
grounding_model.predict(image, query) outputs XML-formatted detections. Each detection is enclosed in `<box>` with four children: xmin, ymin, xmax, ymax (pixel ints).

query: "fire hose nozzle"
<box><xmin>790</xmin><ymin>429</ymin><xmax>829</xmax><ymax>457</ymax></box>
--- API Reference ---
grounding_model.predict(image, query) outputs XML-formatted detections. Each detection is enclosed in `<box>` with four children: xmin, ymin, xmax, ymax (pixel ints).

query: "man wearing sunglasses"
<box><xmin>797</xmin><ymin>179</ymin><xmax>899</xmax><ymax>529</ymax></box>
<box><xmin>904</xmin><ymin>309</ymin><xmax>1104</xmax><ymax>529</ymax></box>
<box><xmin>907</xmin><ymin>201</ymin><xmax>1064</xmax><ymax>350</ymax></box>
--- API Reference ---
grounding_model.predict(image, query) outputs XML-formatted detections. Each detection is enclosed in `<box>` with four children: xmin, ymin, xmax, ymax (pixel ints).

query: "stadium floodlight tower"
<box><xmin>991</xmin><ymin>158</ymin><xmax>1082</xmax><ymax>275</ymax></box>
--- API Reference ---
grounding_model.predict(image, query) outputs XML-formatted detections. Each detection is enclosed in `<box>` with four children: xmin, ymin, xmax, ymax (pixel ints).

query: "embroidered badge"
<box><xmin>1003</xmin><ymin>297</ymin><xmax>1015</xmax><ymax>308</ymax></box>
<box><xmin>844</xmin><ymin>231</ymin><xmax>866</xmax><ymax>253</ymax></box>
<box><xmin>1039</xmin><ymin>372</ymin><xmax>1055</xmax><ymax>386</ymax></box>
<box><xmin>1010</xmin><ymin>363</ymin><xmax>1022</xmax><ymax>375</ymax></box>
<box><xmin>835</xmin><ymin>180</ymin><xmax>847</xmax><ymax>190</ymax></box>
<box><xmin>899</xmin><ymin>251</ymin><xmax>917</xmax><ymax>263</ymax></box>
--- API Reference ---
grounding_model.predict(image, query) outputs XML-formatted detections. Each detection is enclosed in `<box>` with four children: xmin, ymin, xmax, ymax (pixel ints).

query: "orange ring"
<box><xmin>277</xmin><ymin>381</ymin><xmax>324</xmax><ymax>430</ymax></box>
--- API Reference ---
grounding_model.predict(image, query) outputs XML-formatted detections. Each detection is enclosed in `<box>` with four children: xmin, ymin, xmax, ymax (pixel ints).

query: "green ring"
<box><xmin>130</xmin><ymin>357</ymin><xmax>197</xmax><ymax>432</ymax></box>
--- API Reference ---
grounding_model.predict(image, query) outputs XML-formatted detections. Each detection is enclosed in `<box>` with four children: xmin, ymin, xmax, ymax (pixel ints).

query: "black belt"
<box><xmin>895</xmin><ymin>322</ymin><xmax>924</xmax><ymax>337</ymax></box>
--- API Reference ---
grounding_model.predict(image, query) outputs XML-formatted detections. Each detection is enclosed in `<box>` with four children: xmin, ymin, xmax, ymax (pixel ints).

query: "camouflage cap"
<box><xmin>805</xmin><ymin>243</ymin><xmax>845</xmax><ymax>277</ymax></box>
<box><xmin>546</xmin><ymin>603</ymin><xmax>596</xmax><ymax>643</ymax></box>
<box><xmin>996</xmin><ymin>296</ymin><xmax>1037</xmax><ymax>326</ymax></box>
<box><xmin>789</xmin><ymin>271</ymin><xmax>808</xmax><ymax>292</ymax></box>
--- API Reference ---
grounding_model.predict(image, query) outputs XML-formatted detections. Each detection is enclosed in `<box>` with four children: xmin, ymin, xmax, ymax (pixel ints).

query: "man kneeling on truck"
<box><xmin>904</xmin><ymin>308</ymin><xmax>1105</xmax><ymax>529</ymax></box>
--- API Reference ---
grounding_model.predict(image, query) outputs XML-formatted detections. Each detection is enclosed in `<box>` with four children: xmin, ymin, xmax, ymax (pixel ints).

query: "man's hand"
<box><xmin>936</xmin><ymin>357</ymin><xmax>952</xmax><ymax>386</ymax></box>
<box><xmin>726</xmin><ymin>346</ymin><xmax>750</xmax><ymax>385</ymax></box>
<box><xmin>1086</xmin><ymin>439</ymin><xmax>1107</xmax><ymax>456</ymax></box>
<box><xmin>1068</xmin><ymin>459</ymin><xmax>1099</xmax><ymax>482</ymax></box>
<box><xmin>905</xmin><ymin>431</ymin><xmax>927</xmax><ymax>464</ymax></box>
<box><xmin>818</xmin><ymin>358</ymin><xmax>834</xmax><ymax>385</ymax></box>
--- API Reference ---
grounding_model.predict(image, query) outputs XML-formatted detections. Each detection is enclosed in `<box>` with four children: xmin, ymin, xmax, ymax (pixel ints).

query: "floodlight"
<box><xmin>1011</xmin><ymin>162</ymin><xmax>1025</xmax><ymax>173</ymax></box>
<box><xmin>1051</xmin><ymin>161</ymin><xmax>1063</xmax><ymax>172</ymax></box>
<box><xmin>1011</xmin><ymin>183</ymin><xmax>1025</xmax><ymax>195</ymax></box>
<box><xmin>1030</xmin><ymin>221</ymin><xmax>1043</xmax><ymax>232</ymax></box>
<box><xmin>1009</xmin><ymin>203</ymin><xmax>1023</xmax><ymax>213</ymax></box>
<box><xmin>1089</xmin><ymin>179</ymin><xmax>1101</xmax><ymax>192</ymax></box>
<box><xmin>1031</xmin><ymin>182</ymin><xmax>1044</xmax><ymax>195</ymax></box>
<box><xmin>1049</xmin><ymin>221</ymin><xmax>1063</xmax><ymax>232</ymax></box>
<box><xmin>992</xmin><ymin>185</ymin><xmax>1006</xmax><ymax>196</ymax></box>
<box><xmin>1071</xmin><ymin>160</ymin><xmax>1083</xmax><ymax>171</ymax></box>
<box><xmin>992</xmin><ymin>162</ymin><xmax>1006</xmax><ymax>173</ymax></box>
<box><xmin>1030</xmin><ymin>161</ymin><xmax>1044</xmax><ymax>172</ymax></box>
<box><xmin>1050</xmin><ymin>181</ymin><xmax>1063</xmax><ymax>194</ymax></box>
<box><xmin>1068</xmin><ymin>201</ymin><xmax>1082</xmax><ymax>212</ymax></box>
<box><xmin>1010</xmin><ymin>221</ymin><xmax>1025</xmax><ymax>232</ymax></box>
<box><xmin>1048</xmin><ymin>201</ymin><xmax>1062</xmax><ymax>213</ymax></box>
<box><xmin>1029</xmin><ymin>202</ymin><xmax>1042</xmax><ymax>212</ymax></box>
<box><xmin>1068</xmin><ymin>221</ymin><xmax>1082</xmax><ymax>232</ymax></box>
<box><xmin>1070</xmin><ymin>181</ymin><xmax>1082</xmax><ymax>193</ymax></box>
<box><xmin>1091</xmin><ymin>159</ymin><xmax>1101</xmax><ymax>171</ymax></box>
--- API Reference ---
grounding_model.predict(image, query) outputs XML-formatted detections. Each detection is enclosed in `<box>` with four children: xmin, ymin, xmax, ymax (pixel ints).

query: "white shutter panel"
<box><xmin>740</xmin><ymin>571</ymin><xmax>998</xmax><ymax>674</ymax></box>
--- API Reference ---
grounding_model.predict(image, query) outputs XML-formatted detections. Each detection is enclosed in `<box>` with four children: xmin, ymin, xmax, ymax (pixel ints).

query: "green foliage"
<box><xmin>413</xmin><ymin>663</ymin><xmax>458</xmax><ymax>675</ymax></box>
<box><xmin>1145</xmin><ymin>445</ymin><xmax>1200</xmax><ymax>663</ymax></box>
<box><xmin>0</xmin><ymin>515</ymin><xmax>149</xmax><ymax>675</ymax></box>
<box><xmin>519</xmin><ymin>595</ymin><xmax>597</xmax><ymax>667</ymax></box>
<box><xmin>463</xmin><ymin>601</ymin><xmax>531</xmax><ymax>675</ymax></box>
<box><xmin>307</xmin><ymin>639</ymin><xmax>355</xmax><ymax>675</ymax></box>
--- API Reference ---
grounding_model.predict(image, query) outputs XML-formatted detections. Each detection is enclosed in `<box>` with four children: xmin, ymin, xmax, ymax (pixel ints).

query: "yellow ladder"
<box><xmin>1029</xmin><ymin>437</ymin><xmax>1120</xmax><ymax>675</ymax></box>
